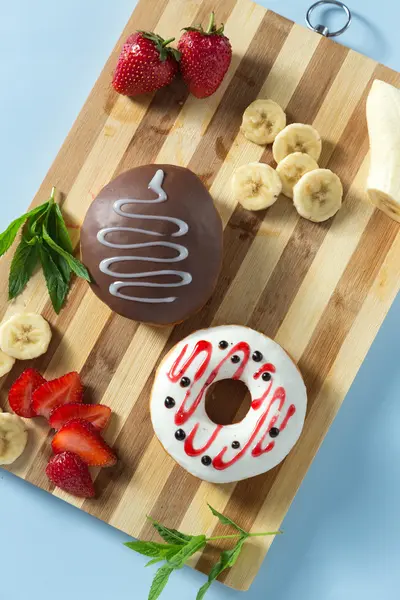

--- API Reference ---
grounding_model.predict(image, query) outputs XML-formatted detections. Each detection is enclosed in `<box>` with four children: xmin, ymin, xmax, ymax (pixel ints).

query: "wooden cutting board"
<box><xmin>2</xmin><ymin>0</ymin><xmax>400</xmax><ymax>591</ymax></box>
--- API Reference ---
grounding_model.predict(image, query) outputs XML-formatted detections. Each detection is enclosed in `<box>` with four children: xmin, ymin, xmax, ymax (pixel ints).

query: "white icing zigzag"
<box><xmin>97</xmin><ymin>169</ymin><xmax>192</xmax><ymax>304</ymax></box>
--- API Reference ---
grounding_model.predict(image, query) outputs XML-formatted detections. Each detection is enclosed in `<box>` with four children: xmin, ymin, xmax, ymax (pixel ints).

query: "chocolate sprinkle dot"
<box><xmin>269</xmin><ymin>427</ymin><xmax>280</xmax><ymax>438</ymax></box>
<box><xmin>164</xmin><ymin>396</ymin><xmax>175</xmax><ymax>409</ymax></box>
<box><xmin>252</xmin><ymin>351</ymin><xmax>263</xmax><ymax>362</ymax></box>
<box><xmin>201</xmin><ymin>455</ymin><xmax>212</xmax><ymax>466</ymax></box>
<box><xmin>219</xmin><ymin>340</ymin><xmax>229</xmax><ymax>349</ymax></box>
<box><xmin>231</xmin><ymin>441</ymin><xmax>240</xmax><ymax>449</ymax></box>
<box><xmin>175</xmin><ymin>429</ymin><xmax>186</xmax><ymax>441</ymax></box>
<box><xmin>231</xmin><ymin>355</ymin><xmax>241</xmax><ymax>364</ymax></box>
<box><xmin>262</xmin><ymin>372</ymin><xmax>272</xmax><ymax>381</ymax></box>
<box><xmin>180</xmin><ymin>377</ymin><xmax>190</xmax><ymax>387</ymax></box>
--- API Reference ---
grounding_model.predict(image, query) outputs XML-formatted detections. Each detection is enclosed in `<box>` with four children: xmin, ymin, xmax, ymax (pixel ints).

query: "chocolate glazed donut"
<box><xmin>80</xmin><ymin>165</ymin><xmax>223</xmax><ymax>325</ymax></box>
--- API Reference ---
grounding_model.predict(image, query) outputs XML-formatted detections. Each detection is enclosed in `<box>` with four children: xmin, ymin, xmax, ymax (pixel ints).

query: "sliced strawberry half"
<box><xmin>52</xmin><ymin>419</ymin><xmax>117</xmax><ymax>467</ymax></box>
<box><xmin>46</xmin><ymin>451</ymin><xmax>95</xmax><ymax>498</ymax></box>
<box><xmin>8</xmin><ymin>368</ymin><xmax>46</xmax><ymax>418</ymax></box>
<box><xmin>49</xmin><ymin>403</ymin><xmax>111</xmax><ymax>431</ymax></box>
<box><xmin>32</xmin><ymin>371</ymin><xmax>83</xmax><ymax>419</ymax></box>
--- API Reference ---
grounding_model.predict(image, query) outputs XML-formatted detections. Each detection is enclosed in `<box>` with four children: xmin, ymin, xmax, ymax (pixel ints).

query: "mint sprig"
<box><xmin>0</xmin><ymin>187</ymin><xmax>90</xmax><ymax>313</ymax></box>
<box><xmin>125</xmin><ymin>504</ymin><xmax>282</xmax><ymax>600</ymax></box>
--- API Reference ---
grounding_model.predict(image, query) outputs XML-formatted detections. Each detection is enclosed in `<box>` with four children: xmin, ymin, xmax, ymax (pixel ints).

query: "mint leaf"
<box><xmin>145</xmin><ymin>557</ymin><xmax>165</xmax><ymax>568</ymax></box>
<box><xmin>196</xmin><ymin>537</ymin><xmax>247</xmax><ymax>600</ymax></box>
<box><xmin>124</xmin><ymin>541</ymin><xmax>182</xmax><ymax>559</ymax></box>
<box><xmin>8</xmin><ymin>237</ymin><xmax>39</xmax><ymax>299</ymax></box>
<box><xmin>221</xmin><ymin>537</ymin><xmax>247</xmax><ymax>568</ymax></box>
<box><xmin>38</xmin><ymin>244</ymin><xmax>69</xmax><ymax>313</ymax></box>
<box><xmin>44</xmin><ymin>202</ymin><xmax>73</xmax><ymax>284</ymax></box>
<box><xmin>145</xmin><ymin>546</ymin><xmax>182</xmax><ymax>567</ymax></box>
<box><xmin>167</xmin><ymin>535</ymin><xmax>206</xmax><ymax>569</ymax></box>
<box><xmin>208</xmin><ymin>505</ymin><xmax>247</xmax><ymax>535</ymax></box>
<box><xmin>47</xmin><ymin>202</ymin><xmax>73</xmax><ymax>254</ymax></box>
<box><xmin>0</xmin><ymin>201</ymin><xmax>49</xmax><ymax>256</ymax></box>
<box><xmin>51</xmin><ymin>252</ymin><xmax>71</xmax><ymax>284</ymax></box>
<box><xmin>25</xmin><ymin>204</ymin><xmax>50</xmax><ymax>242</ymax></box>
<box><xmin>148</xmin><ymin>565</ymin><xmax>174</xmax><ymax>600</ymax></box>
<box><xmin>42</xmin><ymin>224</ymin><xmax>90</xmax><ymax>281</ymax></box>
<box><xmin>149</xmin><ymin>518</ymin><xmax>194</xmax><ymax>545</ymax></box>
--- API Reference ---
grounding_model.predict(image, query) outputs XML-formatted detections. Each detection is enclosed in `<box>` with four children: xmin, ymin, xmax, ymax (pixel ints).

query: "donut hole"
<box><xmin>205</xmin><ymin>379</ymin><xmax>251</xmax><ymax>426</ymax></box>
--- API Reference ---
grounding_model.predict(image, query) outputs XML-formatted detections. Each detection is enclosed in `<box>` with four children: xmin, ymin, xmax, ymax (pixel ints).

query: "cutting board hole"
<box><xmin>205</xmin><ymin>379</ymin><xmax>251</xmax><ymax>426</ymax></box>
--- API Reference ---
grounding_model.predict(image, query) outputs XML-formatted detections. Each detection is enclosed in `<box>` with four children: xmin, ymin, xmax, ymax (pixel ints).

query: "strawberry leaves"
<box><xmin>139</xmin><ymin>32</ymin><xmax>180</xmax><ymax>62</ymax></box>
<box><xmin>183</xmin><ymin>12</ymin><xmax>225</xmax><ymax>36</ymax></box>
<box><xmin>0</xmin><ymin>187</ymin><xmax>90</xmax><ymax>313</ymax></box>
<box><xmin>125</xmin><ymin>504</ymin><xmax>283</xmax><ymax>600</ymax></box>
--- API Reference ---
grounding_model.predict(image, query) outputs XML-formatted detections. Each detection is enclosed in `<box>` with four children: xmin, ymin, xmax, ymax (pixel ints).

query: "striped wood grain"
<box><xmin>1</xmin><ymin>0</ymin><xmax>400</xmax><ymax>591</ymax></box>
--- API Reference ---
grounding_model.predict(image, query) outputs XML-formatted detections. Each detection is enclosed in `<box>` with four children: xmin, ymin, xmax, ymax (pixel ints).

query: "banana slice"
<box><xmin>232</xmin><ymin>162</ymin><xmax>282</xmax><ymax>211</ymax></box>
<box><xmin>293</xmin><ymin>168</ymin><xmax>343</xmax><ymax>223</ymax></box>
<box><xmin>273</xmin><ymin>123</ymin><xmax>322</xmax><ymax>164</ymax></box>
<box><xmin>0</xmin><ymin>313</ymin><xmax>52</xmax><ymax>360</ymax></box>
<box><xmin>0</xmin><ymin>350</ymin><xmax>15</xmax><ymax>378</ymax></box>
<box><xmin>0</xmin><ymin>412</ymin><xmax>28</xmax><ymax>465</ymax></box>
<box><xmin>276</xmin><ymin>152</ymin><xmax>319</xmax><ymax>199</ymax></box>
<box><xmin>241</xmin><ymin>99</ymin><xmax>286</xmax><ymax>145</ymax></box>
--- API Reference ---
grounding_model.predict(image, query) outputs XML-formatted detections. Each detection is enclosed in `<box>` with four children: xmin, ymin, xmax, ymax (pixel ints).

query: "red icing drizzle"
<box><xmin>251</xmin><ymin>387</ymin><xmax>286</xmax><ymax>458</ymax></box>
<box><xmin>253</xmin><ymin>363</ymin><xmax>276</xmax><ymax>379</ymax></box>
<box><xmin>251</xmin><ymin>379</ymin><xmax>273</xmax><ymax>410</ymax></box>
<box><xmin>184</xmin><ymin>423</ymin><xmax>223</xmax><ymax>456</ymax></box>
<box><xmin>280</xmin><ymin>404</ymin><xmax>296</xmax><ymax>431</ymax></box>
<box><xmin>213</xmin><ymin>387</ymin><xmax>286</xmax><ymax>469</ymax></box>
<box><xmin>251</xmin><ymin>401</ymin><xmax>296</xmax><ymax>458</ymax></box>
<box><xmin>167</xmin><ymin>340</ymin><xmax>212</xmax><ymax>383</ymax></box>
<box><xmin>261</xmin><ymin>441</ymin><xmax>275</xmax><ymax>454</ymax></box>
<box><xmin>173</xmin><ymin>341</ymin><xmax>251</xmax><ymax>426</ymax></box>
<box><xmin>251</xmin><ymin>363</ymin><xmax>276</xmax><ymax>410</ymax></box>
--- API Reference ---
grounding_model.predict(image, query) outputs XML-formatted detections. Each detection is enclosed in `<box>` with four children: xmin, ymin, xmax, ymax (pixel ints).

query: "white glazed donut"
<box><xmin>150</xmin><ymin>325</ymin><xmax>307</xmax><ymax>484</ymax></box>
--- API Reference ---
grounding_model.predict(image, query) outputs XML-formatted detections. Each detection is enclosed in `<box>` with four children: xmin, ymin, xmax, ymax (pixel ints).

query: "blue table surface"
<box><xmin>1</xmin><ymin>1</ymin><xmax>399</xmax><ymax>599</ymax></box>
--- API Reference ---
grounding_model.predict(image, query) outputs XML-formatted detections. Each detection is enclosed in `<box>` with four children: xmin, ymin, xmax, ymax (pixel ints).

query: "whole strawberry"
<box><xmin>46</xmin><ymin>451</ymin><xmax>95</xmax><ymax>498</ymax></box>
<box><xmin>112</xmin><ymin>31</ymin><xmax>180</xmax><ymax>96</ymax></box>
<box><xmin>178</xmin><ymin>12</ymin><xmax>232</xmax><ymax>99</ymax></box>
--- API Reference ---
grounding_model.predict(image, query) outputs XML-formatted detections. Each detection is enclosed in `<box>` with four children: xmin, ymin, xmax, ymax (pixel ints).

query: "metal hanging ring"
<box><xmin>306</xmin><ymin>0</ymin><xmax>352</xmax><ymax>38</ymax></box>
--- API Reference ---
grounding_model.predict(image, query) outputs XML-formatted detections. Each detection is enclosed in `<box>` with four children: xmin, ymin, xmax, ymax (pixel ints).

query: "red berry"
<box><xmin>52</xmin><ymin>419</ymin><xmax>117</xmax><ymax>467</ymax></box>
<box><xmin>32</xmin><ymin>371</ymin><xmax>83</xmax><ymax>419</ymax></box>
<box><xmin>112</xmin><ymin>31</ymin><xmax>180</xmax><ymax>96</ymax></box>
<box><xmin>8</xmin><ymin>368</ymin><xmax>46</xmax><ymax>418</ymax></box>
<box><xmin>46</xmin><ymin>451</ymin><xmax>95</xmax><ymax>498</ymax></box>
<box><xmin>178</xmin><ymin>12</ymin><xmax>232</xmax><ymax>98</ymax></box>
<box><xmin>49</xmin><ymin>403</ymin><xmax>111</xmax><ymax>431</ymax></box>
